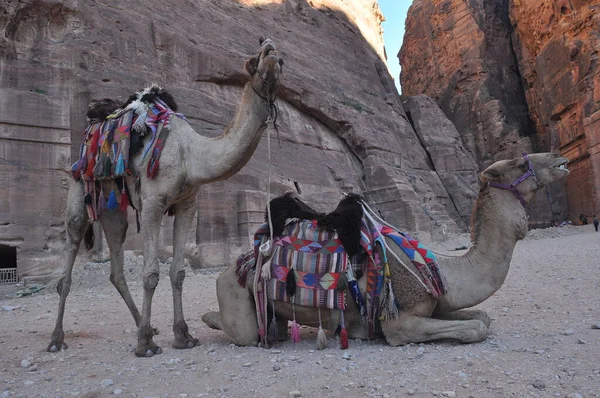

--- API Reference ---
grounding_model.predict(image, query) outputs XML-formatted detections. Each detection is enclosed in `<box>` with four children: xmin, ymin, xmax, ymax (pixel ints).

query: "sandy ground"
<box><xmin>1</xmin><ymin>225</ymin><xmax>599</xmax><ymax>398</ymax></box>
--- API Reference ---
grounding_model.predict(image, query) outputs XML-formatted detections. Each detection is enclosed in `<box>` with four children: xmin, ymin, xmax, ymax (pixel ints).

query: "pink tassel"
<box><xmin>291</xmin><ymin>320</ymin><xmax>301</xmax><ymax>343</ymax></box>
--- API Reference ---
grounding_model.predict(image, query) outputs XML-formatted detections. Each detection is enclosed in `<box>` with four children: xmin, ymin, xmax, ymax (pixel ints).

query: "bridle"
<box><xmin>488</xmin><ymin>152</ymin><xmax>540</xmax><ymax>208</ymax></box>
<box><xmin>250</xmin><ymin>52</ymin><xmax>279</xmax><ymax>126</ymax></box>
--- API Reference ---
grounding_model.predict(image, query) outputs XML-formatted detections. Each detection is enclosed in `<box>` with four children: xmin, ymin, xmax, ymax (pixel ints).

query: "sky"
<box><xmin>378</xmin><ymin>0</ymin><xmax>413</xmax><ymax>93</ymax></box>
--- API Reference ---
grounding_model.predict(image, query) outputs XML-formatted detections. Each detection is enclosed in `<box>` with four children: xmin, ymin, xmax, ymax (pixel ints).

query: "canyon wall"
<box><xmin>0</xmin><ymin>0</ymin><xmax>478</xmax><ymax>278</ymax></box>
<box><xmin>399</xmin><ymin>0</ymin><xmax>600</xmax><ymax>224</ymax></box>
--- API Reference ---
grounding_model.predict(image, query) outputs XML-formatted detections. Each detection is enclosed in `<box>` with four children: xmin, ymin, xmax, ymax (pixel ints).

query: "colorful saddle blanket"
<box><xmin>71</xmin><ymin>97</ymin><xmax>185</xmax><ymax>221</ymax></box>
<box><xmin>236</xmin><ymin>215</ymin><xmax>448</xmax><ymax>340</ymax></box>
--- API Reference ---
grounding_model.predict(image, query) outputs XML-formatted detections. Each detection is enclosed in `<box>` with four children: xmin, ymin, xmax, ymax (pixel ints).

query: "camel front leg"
<box><xmin>170</xmin><ymin>201</ymin><xmax>199</xmax><ymax>349</ymax></box>
<box><xmin>136</xmin><ymin>199</ymin><xmax>163</xmax><ymax>357</ymax></box>
<box><xmin>381</xmin><ymin>312</ymin><xmax>489</xmax><ymax>346</ymax></box>
<box><xmin>48</xmin><ymin>182</ymin><xmax>88</xmax><ymax>352</ymax></box>
<box><xmin>433</xmin><ymin>309</ymin><xmax>491</xmax><ymax>328</ymax></box>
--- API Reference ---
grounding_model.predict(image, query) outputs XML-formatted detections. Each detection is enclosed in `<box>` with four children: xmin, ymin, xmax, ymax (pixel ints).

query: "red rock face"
<box><xmin>400</xmin><ymin>0</ymin><xmax>534</xmax><ymax>166</ymax></box>
<box><xmin>510</xmin><ymin>0</ymin><xmax>600</xmax><ymax>222</ymax></box>
<box><xmin>0</xmin><ymin>0</ymin><xmax>478</xmax><ymax>277</ymax></box>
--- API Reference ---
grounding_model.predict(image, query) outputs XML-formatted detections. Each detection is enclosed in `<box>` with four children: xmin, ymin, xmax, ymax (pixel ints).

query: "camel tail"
<box><xmin>84</xmin><ymin>223</ymin><xmax>94</xmax><ymax>251</ymax></box>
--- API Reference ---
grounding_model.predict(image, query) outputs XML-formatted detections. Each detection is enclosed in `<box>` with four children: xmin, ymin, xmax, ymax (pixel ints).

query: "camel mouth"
<box><xmin>553</xmin><ymin>158</ymin><xmax>569</xmax><ymax>174</ymax></box>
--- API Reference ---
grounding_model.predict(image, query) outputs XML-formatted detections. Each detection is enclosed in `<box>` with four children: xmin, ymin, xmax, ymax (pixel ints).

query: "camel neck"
<box><xmin>435</xmin><ymin>186</ymin><xmax>527</xmax><ymax>312</ymax></box>
<box><xmin>186</xmin><ymin>83</ymin><xmax>271</xmax><ymax>184</ymax></box>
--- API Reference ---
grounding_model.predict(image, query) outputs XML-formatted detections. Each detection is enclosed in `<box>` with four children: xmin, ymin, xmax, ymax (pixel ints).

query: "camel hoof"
<box><xmin>173</xmin><ymin>337</ymin><xmax>199</xmax><ymax>350</ymax></box>
<box><xmin>47</xmin><ymin>342</ymin><xmax>68</xmax><ymax>353</ymax></box>
<box><xmin>135</xmin><ymin>344</ymin><xmax>162</xmax><ymax>358</ymax></box>
<box><xmin>145</xmin><ymin>349</ymin><xmax>154</xmax><ymax>357</ymax></box>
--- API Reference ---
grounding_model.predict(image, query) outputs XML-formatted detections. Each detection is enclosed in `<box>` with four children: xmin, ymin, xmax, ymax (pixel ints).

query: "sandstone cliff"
<box><xmin>0</xmin><ymin>0</ymin><xmax>477</xmax><ymax>277</ymax></box>
<box><xmin>399</xmin><ymin>0</ymin><xmax>600</xmax><ymax>224</ymax></box>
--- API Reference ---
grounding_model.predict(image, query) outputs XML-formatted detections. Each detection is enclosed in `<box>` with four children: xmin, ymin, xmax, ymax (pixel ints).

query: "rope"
<box><xmin>360</xmin><ymin>200</ymin><xmax>464</xmax><ymax>258</ymax></box>
<box><xmin>259</xmin><ymin>85</ymin><xmax>276</xmax><ymax>257</ymax></box>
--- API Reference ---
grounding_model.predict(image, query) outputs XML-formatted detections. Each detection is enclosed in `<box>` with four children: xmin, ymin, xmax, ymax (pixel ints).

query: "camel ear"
<box><xmin>244</xmin><ymin>56</ymin><xmax>259</xmax><ymax>76</ymax></box>
<box><xmin>479</xmin><ymin>167</ymin><xmax>501</xmax><ymax>183</ymax></box>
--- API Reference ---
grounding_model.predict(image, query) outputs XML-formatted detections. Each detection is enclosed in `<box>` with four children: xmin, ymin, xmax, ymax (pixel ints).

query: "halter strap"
<box><xmin>488</xmin><ymin>153</ymin><xmax>539</xmax><ymax>208</ymax></box>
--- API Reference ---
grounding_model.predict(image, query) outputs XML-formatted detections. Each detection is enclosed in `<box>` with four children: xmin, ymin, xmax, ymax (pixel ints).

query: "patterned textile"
<box><xmin>267</xmin><ymin>220</ymin><xmax>348</xmax><ymax>310</ymax></box>
<box><xmin>70</xmin><ymin>96</ymin><xmax>185</xmax><ymax>221</ymax></box>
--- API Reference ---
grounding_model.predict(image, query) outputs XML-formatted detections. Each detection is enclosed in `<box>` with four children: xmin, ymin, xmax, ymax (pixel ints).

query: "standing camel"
<box><xmin>48</xmin><ymin>38</ymin><xmax>283</xmax><ymax>357</ymax></box>
<box><xmin>203</xmin><ymin>152</ymin><xmax>569</xmax><ymax>346</ymax></box>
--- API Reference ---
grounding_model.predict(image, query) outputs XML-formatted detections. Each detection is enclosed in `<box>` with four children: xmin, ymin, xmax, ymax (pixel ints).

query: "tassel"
<box><xmin>119</xmin><ymin>188</ymin><xmax>129</xmax><ymax>213</ymax></box>
<box><xmin>267</xmin><ymin>299</ymin><xmax>279</xmax><ymax>346</ymax></box>
<box><xmin>290</xmin><ymin>320</ymin><xmax>301</xmax><ymax>344</ymax></box>
<box><xmin>85</xmin><ymin>156</ymin><xmax>96</xmax><ymax>179</ymax></box>
<box><xmin>103</xmin><ymin>155</ymin><xmax>112</xmax><ymax>177</ymax></box>
<box><xmin>316</xmin><ymin>308</ymin><xmax>327</xmax><ymax>350</ymax></box>
<box><xmin>339</xmin><ymin>311</ymin><xmax>349</xmax><ymax>349</ymax></box>
<box><xmin>337</xmin><ymin>272</ymin><xmax>348</xmax><ymax>292</ymax></box>
<box><xmin>115</xmin><ymin>153</ymin><xmax>125</xmax><ymax>175</ymax></box>
<box><xmin>98</xmin><ymin>190</ymin><xmax>106</xmax><ymax>212</ymax></box>
<box><xmin>84</xmin><ymin>193</ymin><xmax>92</xmax><ymax>205</ymax></box>
<box><xmin>286</xmin><ymin>268</ymin><xmax>297</xmax><ymax>297</ymax></box>
<box><xmin>93</xmin><ymin>154</ymin><xmax>106</xmax><ymax>178</ymax></box>
<box><xmin>261</xmin><ymin>258</ymin><xmax>272</xmax><ymax>280</ymax></box>
<box><xmin>107</xmin><ymin>189</ymin><xmax>118</xmax><ymax>210</ymax></box>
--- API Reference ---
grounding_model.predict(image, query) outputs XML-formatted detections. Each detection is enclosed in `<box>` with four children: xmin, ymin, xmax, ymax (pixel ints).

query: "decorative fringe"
<box><xmin>267</xmin><ymin>298</ymin><xmax>279</xmax><ymax>346</ymax></box>
<box><xmin>337</xmin><ymin>272</ymin><xmax>348</xmax><ymax>292</ymax></box>
<box><xmin>115</xmin><ymin>153</ymin><xmax>125</xmax><ymax>175</ymax></box>
<box><xmin>107</xmin><ymin>189</ymin><xmax>118</xmax><ymax>210</ymax></box>
<box><xmin>98</xmin><ymin>190</ymin><xmax>106</xmax><ymax>212</ymax></box>
<box><xmin>290</xmin><ymin>320</ymin><xmax>301</xmax><ymax>343</ymax></box>
<box><xmin>286</xmin><ymin>268</ymin><xmax>297</xmax><ymax>297</ymax></box>
<box><xmin>93</xmin><ymin>154</ymin><xmax>106</xmax><ymax>178</ymax></box>
<box><xmin>316</xmin><ymin>308</ymin><xmax>327</xmax><ymax>350</ymax></box>
<box><xmin>84</xmin><ymin>156</ymin><xmax>96</xmax><ymax>179</ymax></box>
<box><xmin>339</xmin><ymin>311</ymin><xmax>349</xmax><ymax>350</ymax></box>
<box><xmin>101</xmin><ymin>137</ymin><xmax>111</xmax><ymax>154</ymax></box>
<box><xmin>103</xmin><ymin>155</ymin><xmax>112</xmax><ymax>177</ymax></box>
<box><xmin>119</xmin><ymin>188</ymin><xmax>129</xmax><ymax>213</ymax></box>
<box><xmin>261</xmin><ymin>258</ymin><xmax>272</xmax><ymax>280</ymax></box>
<box><xmin>147</xmin><ymin>147</ymin><xmax>161</xmax><ymax>179</ymax></box>
<box><xmin>132</xmin><ymin>108</ymin><xmax>149</xmax><ymax>133</ymax></box>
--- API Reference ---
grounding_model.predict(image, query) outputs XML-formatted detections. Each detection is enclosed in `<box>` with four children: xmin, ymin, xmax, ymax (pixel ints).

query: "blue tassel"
<box><xmin>115</xmin><ymin>153</ymin><xmax>125</xmax><ymax>175</ymax></box>
<box><xmin>107</xmin><ymin>189</ymin><xmax>118</xmax><ymax>210</ymax></box>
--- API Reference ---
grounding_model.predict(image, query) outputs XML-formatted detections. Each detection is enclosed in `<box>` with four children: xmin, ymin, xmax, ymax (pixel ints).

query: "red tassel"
<box><xmin>340</xmin><ymin>328</ymin><xmax>349</xmax><ymax>350</ymax></box>
<box><xmin>85</xmin><ymin>156</ymin><xmax>96</xmax><ymax>178</ymax></box>
<box><xmin>340</xmin><ymin>310</ymin><xmax>349</xmax><ymax>349</ymax></box>
<box><xmin>119</xmin><ymin>189</ymin><xmax>129</xmax><ymax>213</ymax></box>
<box><xmin>89</xmin><ymin>129</ymin><xmax>100</xmax><ymax>156</ymax></box>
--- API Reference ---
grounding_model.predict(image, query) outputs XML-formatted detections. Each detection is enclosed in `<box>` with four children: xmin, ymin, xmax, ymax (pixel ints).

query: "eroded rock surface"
<box><xmin>0</xmin><ymin>0</ymin><xmax>470</xmax><ymax>275</ymax></box>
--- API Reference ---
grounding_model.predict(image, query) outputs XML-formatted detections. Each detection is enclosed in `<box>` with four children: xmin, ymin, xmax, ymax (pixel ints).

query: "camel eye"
<box><xmin>518</xmin><ymin>161</ymin><xmax>528</xmax><ymax>171</ymax></box>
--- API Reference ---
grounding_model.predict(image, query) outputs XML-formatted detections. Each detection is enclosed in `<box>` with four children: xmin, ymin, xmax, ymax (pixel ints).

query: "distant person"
<box><xmin>579</xmin><ymin>213</ymin><xmax>588</xmax><ymax>225</ymax></box>
<box><xmin>594</xmin><ymin>215</ymin><xmax>599</xmax><ymax>232</ymax></box>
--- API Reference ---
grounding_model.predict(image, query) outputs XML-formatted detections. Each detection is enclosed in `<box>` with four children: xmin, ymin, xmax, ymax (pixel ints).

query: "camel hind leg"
<box><xmin>48</xmin><ymin>181</ymin><xmax>88</xmax><ymax>352</ymax></box>
<box><xmin>202</xmin><ymin>264</ymin><xmax>259</xmax><ymax>346</ymax></box>
<box><xmin>99</xmin><ymin>208</ymin><xmax>142</xmax><ymax>327</ymax></box>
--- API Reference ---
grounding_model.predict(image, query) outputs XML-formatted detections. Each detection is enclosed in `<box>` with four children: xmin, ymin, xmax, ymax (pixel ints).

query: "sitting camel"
<box><xmin>203</xmin><ymin>152</ymin><xmax>569</xmax><ymax>346</ymax></box>
<box><xmin>49</xmin><ymin>38</ymin><xmax>283</xmax><ymax>357</ymax></box>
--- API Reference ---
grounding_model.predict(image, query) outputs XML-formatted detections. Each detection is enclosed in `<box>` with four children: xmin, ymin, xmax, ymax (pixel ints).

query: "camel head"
<box><xmin>245</xmin><ymin>37</ymin><xmax>283</xmax><ymax>102</ymax></box>
<box><xmin>480</xmin><ymin>152</ymin><xmax>569</xmax><ymax>206</ymax></box>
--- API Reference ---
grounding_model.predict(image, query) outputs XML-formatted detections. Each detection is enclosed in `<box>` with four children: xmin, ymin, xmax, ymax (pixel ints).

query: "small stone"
<box><xmin>532</xmin><ymin>381</ymin><xmax>546</xmax><ymax>390</ymax></box>
<box><xmin>458</xmin><ymin>372</ymin><xmax>468</xmax><ymax>379</ymax></box>
<box><xmin>242</xmin><ymin>363</ymin><xmax>252</xmax><ymax>367</ymax></box>
<box><xmin>2</xmin><ymin>306</ymin><xmax>21</xmax><ymax>311</ymax></box>
<box><xmin>23</xmin><ymin>381</ymin><xmax>34</xmax><ymax>386</ymax></box>
<box><xmin>407</xmin><ymin>389</ymin><xmax>416</xmax><ymax>396</ymax></box>
<box><xmin>577</xmin><ymin>339</ymin><xmax>586</xmax><ymax>345</ymax></box>
<box><xmin>591</xmin><ymin>323</ymin><xmax>600</xmax><ymax>330</ymax></box>
<box><xmin>0</xmin><ymin>391</ymin><xmax>9</xmax><ymax>398</ymax></box>
<box><xmin>270</xmin><ymin>349</ymin><xmax>282</xmax><ymax>354</ymax></box>
<box><xmin>560</xmin><ymin>329</ymin><xmax>574</xmax><ymax>336</ymax></box>
<box><xmin>272</xmin><ymin>365</ymin><xmax>281</xmax><ymax>371</ymax></box>
<box><xmin>113</xmin><ymin>389</ymin><xmax>123</xmax><ymax>395</ymax></box>
<box><xmin>416</xmin><ymin>347</ymin><xmax>425</xmax><ymax>356</ymax></box>
<box><xmin>342</xmin><ymin>352</ymin><xmax>352</xmax><ymax>360</ymax></box>
<box><xmin>289</xmin><ymin>391</ymin><xmax>301</xmax><ymax>398</ymax></box>
<box><xmin>28</xmin><ymin>364</ymin><xmax>38</xmax><ymax>372</ymax></box>
<box><xmin>340</xmin><ymin>367</ymin><xmax>348</xmax><ymax>373</ymax></box>
<box><xmin>100</xmin><ymin>379</ymin><xmax>114</xmax><ymax>388</ymax></box>
<box><xmin>442</xmin><ymin>392</ymin><xmax>456</xmax><ymax>398</ymax></box>
<box><xmin>567</xmin><ymin>393</ymin><xmax>583</xmax><ymax>398</ymax></box>
<box><xmin>20</xmin><ymin>359</ymin><xmax>32</xmax><ymax>369</ymax></box>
